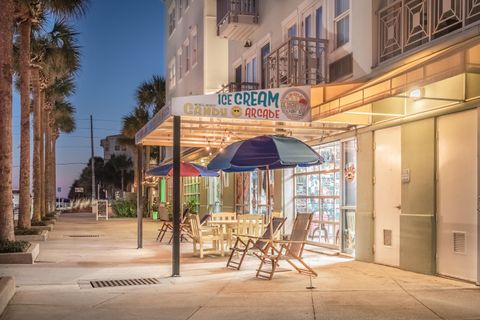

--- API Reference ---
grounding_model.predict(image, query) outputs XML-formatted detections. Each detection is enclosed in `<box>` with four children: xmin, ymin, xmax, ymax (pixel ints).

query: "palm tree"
<box><xmin>136</xmin><ymin>75</ymin><xmax>166</xmax><ymax>114</ymax></box>
<box><xmin>0</xmin><ymin>0</ymin><xmax>15</xmax><ymax>241</ymax></box>
<box><xmin>121</xmin><ymin>107</ymin><xmax>150</xmax><ymax>192</ymax></box>
<box><xmin>30</xmin><ymin>21</ymin><xmax>80</xmax><ymax>221</ymax></box>
<box><xmin>44</xmin><ymin>76</ymin><xmax>76</xmax><ymax>211</ymax></box>
<box><xmin>50</xmin><ymin>99</ymin><xmax>76</xmax><ymax>209</ymax></box>
<box><xmin>136</xmin><ymin>76</ymin><xmax>167</xmax><ymax>167</ymax></box>
<box><xmin>14</xmin><ymin>0</ymin><xmax>88</xmax><ymax>226</ymax></box>
<box><xmin>108</xmin><ymin>155</ymin><xmax>133</xmax><ymax>194</ymax></box>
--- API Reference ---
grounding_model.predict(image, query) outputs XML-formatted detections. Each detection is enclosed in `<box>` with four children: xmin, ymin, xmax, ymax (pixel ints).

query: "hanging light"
<box><xmin>205</xmin><ymin>145</ymin><xmax>211</xmax><ymax>151</ymax></box>
<box><xmin>219</xmin><ymin>146</ymin><xmax>224</xmax><ymax>152</ymax></box>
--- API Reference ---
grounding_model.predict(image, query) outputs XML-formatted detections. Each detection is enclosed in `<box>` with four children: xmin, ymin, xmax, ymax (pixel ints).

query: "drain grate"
<box><xmin>68</xmin><ymin>235</ymin><xmax>100</xmax><ymax>238</ymax></box>
<box><xmin>90</xmin><ymin>278</ymin><xmax>160</xmax><ymax>288</ymax></box>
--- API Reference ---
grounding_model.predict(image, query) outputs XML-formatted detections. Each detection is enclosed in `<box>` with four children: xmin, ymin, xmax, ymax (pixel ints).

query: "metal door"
<box><xmin>437</xmin><ymin>110</ymin><xmax>478</xmax><ymax>282</ymax></box>
<box><xmin>374</xmin><ymin>126</ymin><xmax>401</xmax><ymax>267</ymax></box>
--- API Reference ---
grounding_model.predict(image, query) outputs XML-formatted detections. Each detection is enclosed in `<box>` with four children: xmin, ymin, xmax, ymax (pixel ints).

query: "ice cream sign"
<box><xmin>171</xmin><ymin>86</ymin><xmax>311</xmax><ymax>122</ymax></box>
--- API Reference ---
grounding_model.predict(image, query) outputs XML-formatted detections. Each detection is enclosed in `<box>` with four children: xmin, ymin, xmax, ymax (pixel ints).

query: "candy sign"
<box><xmin>172</xmin><ymin>86</ymin><xmax>311</xmax><ymax>122</ymax></box>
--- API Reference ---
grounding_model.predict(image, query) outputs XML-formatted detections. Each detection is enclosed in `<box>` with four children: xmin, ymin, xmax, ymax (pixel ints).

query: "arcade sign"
<box><xmin>172</xmin><ymin>86</ymin><xmax>311</xmax><ymax>122</ymax></box>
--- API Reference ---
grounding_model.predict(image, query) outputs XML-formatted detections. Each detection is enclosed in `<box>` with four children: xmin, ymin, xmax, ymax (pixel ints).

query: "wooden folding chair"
<box><xmin>157</xmin><ymin>208</ymin><xmax>189</xmax><ymax>242</ymax></box>
<box><xmin>255</xmin><ymin>213</ymin><xmax>317</xmax><ymax>280</ymax></box>
<box><xmin>190</xmin><ymin>214</ymin><xmax>224</xmax><ymax>258</ymax></box>
<box><xmin>226</xmin><ymin>217</ymin><xmax>286</xmax><ymax>270</ymax></box>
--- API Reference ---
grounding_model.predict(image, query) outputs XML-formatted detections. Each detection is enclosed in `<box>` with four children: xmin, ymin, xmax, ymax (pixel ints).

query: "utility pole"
<box><xmin>90</xmin><ymin>115</ymin><xmax>96</xmax><ymax>202</ymax></box>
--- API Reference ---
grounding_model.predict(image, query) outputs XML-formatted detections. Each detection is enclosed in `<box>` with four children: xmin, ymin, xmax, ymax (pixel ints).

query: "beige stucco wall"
<box><xmin>355</xmin><ymin>131</ymin><xmax>374</xmax><ymax>262</ymax></box>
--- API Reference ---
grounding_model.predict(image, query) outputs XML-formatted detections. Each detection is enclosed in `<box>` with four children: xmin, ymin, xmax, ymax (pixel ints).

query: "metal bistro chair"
<box><xmin>226</xmin><ymin>217</ymin><xmax>286</xmax><ymax>270</ymax></box>
<box><xmin>255</xmin><ymin>213</ymin><xmax>317</xmax><ymax>280</ymax></box>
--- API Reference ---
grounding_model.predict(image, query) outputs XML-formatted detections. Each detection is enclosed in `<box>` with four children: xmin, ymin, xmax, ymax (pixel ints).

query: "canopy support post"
<box><xmin>172</xmin><ymin>115</ymin><xmax>181</xmax><ymax>276</ymax></box>
<box><xmin>136</xmin><ymin>143</ymin><xmax>143</xmax><ymax>249</ymax></box>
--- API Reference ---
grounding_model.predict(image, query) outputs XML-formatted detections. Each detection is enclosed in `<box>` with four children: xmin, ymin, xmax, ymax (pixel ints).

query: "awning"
<box><xmin>135</xmin><ymin>86</ymin><xmax>351</xmax><ymax>148</ymax></box>
<box><xmin>311</xmin><ymin>36</ymin><xmax>480</xmax><ymax>125</ymax></box>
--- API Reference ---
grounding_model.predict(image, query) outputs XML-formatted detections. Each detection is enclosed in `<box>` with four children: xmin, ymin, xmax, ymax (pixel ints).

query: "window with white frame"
<box><xmin>177</xmin><ymin>48</ymin><xmax>183</xmax><ymax>80</ymax></box>
<box><xmin>245</xmin><ymin>56</ymin><xmax>257</xmax><ymax>83</ymax></box>
<box><xmin>191</xmin><ymin>26</ymin><xmax>198</xmax><ymax>66</ymax></box>
<box><xmin>168</xmin><ymin>58</ymin><xmax>176</xmax><ymax>88</ymax></box>
<box><xmin>184</xmin><ymin>39</ymin><xmax>190</xmax><ymax>73</ymax></box>
<box><xmin>334</xmin><ymin>0</ymin><xmax>349</xmax><ymax>48</ymax></box>
<box><xmin>168</xmin><ymin>5</ymin><xmax>176</xmax><ymax>36</ymax></box>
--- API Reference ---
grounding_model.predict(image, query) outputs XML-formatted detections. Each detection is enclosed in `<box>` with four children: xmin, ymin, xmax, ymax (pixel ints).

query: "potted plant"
<box><xmin>184</xmin><ymin>199</ymin><xmax>199</xmax><ymax>215</ymax></box>
<box><xmin>151</xmin><ymin>199</ymin><xmax>159</xmax><ymax>221</ymax></box>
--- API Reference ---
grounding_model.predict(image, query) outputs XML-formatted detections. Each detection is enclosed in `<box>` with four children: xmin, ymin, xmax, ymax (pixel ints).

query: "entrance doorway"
<box><xmin>374</xmin><ymin>126</ymin><xmax>401</xmax><ymax>267</ymax></box>
<box><xmin>437</xmin><ymin>110</ymin><xmax>478</xmax><ymax>282</ymax></box>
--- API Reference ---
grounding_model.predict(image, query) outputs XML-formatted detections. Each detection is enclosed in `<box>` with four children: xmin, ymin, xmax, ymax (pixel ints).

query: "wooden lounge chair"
<box><xmin>190</xmin><ymin>214</ymin><xmax>224</xmax><ymax>258</ymax></box>
<box><xmin>226</xmin><ymin>217</ymin><xmax>286</xmax><ymax>270</ymax></box>
<box><xmin>157</xmin><ymin>208</ymin><xmax>189</xmax><ymax>242</ymax></box>
<box><xmin>255</xmin><ymin>213</ymin><xmax>317</xmax><ymax>280</ymax></box>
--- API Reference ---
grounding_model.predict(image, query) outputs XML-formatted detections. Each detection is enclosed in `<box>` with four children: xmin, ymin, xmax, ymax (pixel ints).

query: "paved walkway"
<box><xmin>0</xmin><ymin>212</ymin><xmax>479</xmax><ymax>320</ymax></box>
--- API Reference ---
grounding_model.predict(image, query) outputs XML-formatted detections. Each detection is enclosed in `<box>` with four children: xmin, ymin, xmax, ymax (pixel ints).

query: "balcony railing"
<box><xmin>378</xmin><ymin>0</ymin><xmax>480</xmax><ymax>63</ymax></box>
<box><xmin>217</xmin><ymin>0</ymin><xmax>259</xmax><ymax>40</ymax></box>
<box><xmin>265</xmin><ymin>37</ymin><xmax>328</xmax><ymax>89</ymax></box>
<box><xmin>217</xmin><ymin>82</ymin><xmax>259</xmax><ymax>93</ymax></box>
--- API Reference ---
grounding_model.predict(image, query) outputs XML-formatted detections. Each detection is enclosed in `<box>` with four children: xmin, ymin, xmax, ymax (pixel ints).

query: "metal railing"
<box><xmin>378</xmin><ymin>0</ymin><xmax>480</xmax><ymax>63</ymax></box>
<box><xmin>217</xmin><ymin>0</ymin><xmax>259</xmax><ymax>31</ymax></box>
<box><xmin>265</xmin><ymin>37</ymin><xmax>328</xmax><ymax>88</ymax></box>
<box><xmin>217</xmin><ymin>82</ymin><xmax>259</xmax><ymax>93</ymax></box>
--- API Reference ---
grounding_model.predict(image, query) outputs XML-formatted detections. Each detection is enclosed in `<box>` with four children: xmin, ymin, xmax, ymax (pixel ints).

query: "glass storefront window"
<box><xmin>294</xmin><ymin>142</ymin><xmax>341</xmax><ymax>248</ymax></box>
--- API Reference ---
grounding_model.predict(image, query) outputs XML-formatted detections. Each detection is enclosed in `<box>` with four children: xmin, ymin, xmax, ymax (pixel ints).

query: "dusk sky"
<box><xmin>11</xmin><ymin>0</ymin><xmax>166</xmax><ymax>197</ymax></box>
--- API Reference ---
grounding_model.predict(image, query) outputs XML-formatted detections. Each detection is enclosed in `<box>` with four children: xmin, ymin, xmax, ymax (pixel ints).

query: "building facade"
<box><xmin>163</xmin><ymin>0</ymin><xmax>480</xmax><ymax>284</ymax></box>
<box><xmin>100</xmin><ymin>135</ymin><xmax>136</xmax><ymax>162</ymax></box>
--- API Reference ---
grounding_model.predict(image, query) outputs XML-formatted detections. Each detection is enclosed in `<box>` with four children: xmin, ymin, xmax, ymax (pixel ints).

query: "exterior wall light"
<box><xmin>409</xmin><ymin>88</ymin><xmax>424</xmax><ymax>100</ymax></box>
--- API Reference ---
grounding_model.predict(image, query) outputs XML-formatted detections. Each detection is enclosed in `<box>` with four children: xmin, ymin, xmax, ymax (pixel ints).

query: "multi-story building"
<box><xmin>159</xmin><ymin>0</ymin><xmax>480</xmax><ymax>284</ymax></box>
<box><xmin>166</xmin><ymin>0</ymin><xmax>229</xmax><ymax>101</ymax></box>
<box><xmin>100</xmin><ymin>135</ymin><xmax>136</xmax><ymax>162</ymax></box>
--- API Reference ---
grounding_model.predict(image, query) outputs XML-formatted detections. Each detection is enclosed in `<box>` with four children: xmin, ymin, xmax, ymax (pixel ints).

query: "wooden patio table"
<box><xmin>207</xmin><ymin>220</ymin><xmax>238</xmax><ymax>251</ymax></box>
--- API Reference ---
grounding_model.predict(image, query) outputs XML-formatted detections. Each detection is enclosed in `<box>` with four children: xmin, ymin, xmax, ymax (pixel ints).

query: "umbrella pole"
<box><xmin>266</xmin><ymin>165</ymin><xmax>273</xmax><ymax>240</ymax></box>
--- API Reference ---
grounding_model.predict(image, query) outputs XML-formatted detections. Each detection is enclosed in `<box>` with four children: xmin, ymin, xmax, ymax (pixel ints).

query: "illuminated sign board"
<box><xmin>172</xmin><ymin>86</ymin><xmax>311</xmax><ymax>122</ymax></box>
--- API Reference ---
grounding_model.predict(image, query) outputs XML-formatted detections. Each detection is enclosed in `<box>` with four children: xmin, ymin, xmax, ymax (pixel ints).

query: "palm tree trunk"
<box><xmin>0</xmin><ymin>0</ymin><xmax>16</xmax><ymax>241</ymax></box>
<box><xmin>32</xmin><ymin>68</ymin><xmax>42</xmax><ymax>222</ymax></box>
<box><xmin>44</xmin><ymin>107</ymin><xmax>52</xmax><ymax>213</ymax></box>
<box><xmin>40</xmin><ymin>92</ymin><xmax>46</xmax><ymax>217</ymax></box>
<box><xmin>121</xmin><ymin>169</ymin><xmax>124</xmax><ymax>193</ymax></box>
<box><xmin>52</xmin><ymin>134</ymin><xmax>58</xmax><ymax>211</ymax></box>
<box><xmin>18</xmin><ymin>19</ymin><xmax>32</xmax><ymax>229</ymax></box>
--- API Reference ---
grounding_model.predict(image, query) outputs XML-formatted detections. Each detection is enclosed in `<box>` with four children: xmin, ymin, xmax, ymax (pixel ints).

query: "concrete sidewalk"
<box><xmin>0</xmin><ymin>212</ymin><xmax>478</xmax><ymax>320</ymax></box>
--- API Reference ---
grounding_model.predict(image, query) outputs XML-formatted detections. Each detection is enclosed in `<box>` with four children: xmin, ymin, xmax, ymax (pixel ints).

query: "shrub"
<box><xmin>15</xmin><ymin>228</ymin><xmax>42</xmax><ymax>235</ymax></box>
<box><xmin>111</xmin><ymin>199</ymin><xmax>137</xmax><ymax>217</ymax></box>
<box><xmin>31</xmin><ymin>221</ymin><xmax>48</xmax><ymax>226</ymax></box>
<box><xmin>0</xmin><ymin>240</ymin><xmax>29</xmax><ymax>253</ymax></box>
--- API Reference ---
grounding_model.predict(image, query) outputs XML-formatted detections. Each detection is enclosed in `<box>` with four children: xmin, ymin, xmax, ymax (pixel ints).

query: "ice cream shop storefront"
<box><xmin>135</xmin><ymin>85</ymin><xmax>358</xmax><ymax>257</ymax></box>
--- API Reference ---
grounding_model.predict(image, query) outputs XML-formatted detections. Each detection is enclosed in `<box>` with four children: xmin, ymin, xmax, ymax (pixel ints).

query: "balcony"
<box><xmin>378</xmin><ymin>0</ymin><xmax>480</xmax><ymax>63</ymax></box>
<box><xmin>217</xmin><ymin>0</ymin><xmax>259</xmax><ymax>41</ymax></box>
<box><xmin>265</xmin><ymin>37</ymin><xmax>328</xmax><ymax>89</ymax></box>
<box><xmin>217</xmin><ymin>82</ymin><xmax>259</xmax><ymax>93</ymax></box>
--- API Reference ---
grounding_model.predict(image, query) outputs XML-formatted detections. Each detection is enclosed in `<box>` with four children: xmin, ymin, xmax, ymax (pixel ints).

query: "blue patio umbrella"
<box><xmin>208</xmin><ymin>135</ymin><xmax>323</xmax><ymax>234</ymax></box>
<box><xmin>207</xmin><ymin>135</ymin><xmax>323</xmax><ymax>172</ymax></box>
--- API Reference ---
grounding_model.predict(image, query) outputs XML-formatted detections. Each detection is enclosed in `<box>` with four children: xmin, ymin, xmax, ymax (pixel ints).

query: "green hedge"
<box><xmin>0</xmin><ymin>240</ymin><xmax>29</xmax><ymax>253</ymax></box>
<box><xmin>111</xmin><ymin>199</ymin><xmax>137</xmax><ymax>217</ymax></box>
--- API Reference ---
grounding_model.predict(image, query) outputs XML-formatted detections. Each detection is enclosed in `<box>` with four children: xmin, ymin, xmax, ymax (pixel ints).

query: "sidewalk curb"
<box><xmin>0</xmin><ymin>277</ymin><xmax>15</xmax><ymax>316</ymax></box>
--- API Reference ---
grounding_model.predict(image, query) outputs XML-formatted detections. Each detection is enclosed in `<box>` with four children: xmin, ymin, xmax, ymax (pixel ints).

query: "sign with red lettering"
<box><xmin>171</xmin><ymin>86</ymin><xmax>311</xmax><ymax>122</ymax></box>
